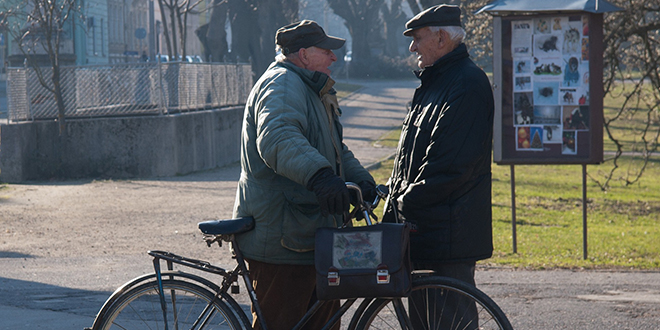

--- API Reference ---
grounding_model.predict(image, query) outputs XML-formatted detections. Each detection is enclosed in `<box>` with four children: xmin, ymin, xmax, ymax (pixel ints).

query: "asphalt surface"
<box><xmin>1</xmin><ymin>79</ymin><xmax>660</xmax><ymax>329</ymax></box>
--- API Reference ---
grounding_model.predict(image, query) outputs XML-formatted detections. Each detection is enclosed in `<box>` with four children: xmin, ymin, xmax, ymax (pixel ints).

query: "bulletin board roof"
<box><xmin>476</xmin><ymin>0</ymin><xmax>622</xmax><ymax>14</ymax></box>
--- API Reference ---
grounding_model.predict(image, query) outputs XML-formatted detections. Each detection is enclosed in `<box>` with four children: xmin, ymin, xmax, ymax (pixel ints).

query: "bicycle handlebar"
<box><xmin>345</xmin><ymin>182</ymin><xmax>389</xmax><ymax>226</ymax></box>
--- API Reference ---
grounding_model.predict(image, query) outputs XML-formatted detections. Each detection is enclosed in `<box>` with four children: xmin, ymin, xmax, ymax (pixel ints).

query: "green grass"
<box><xmin>373</xmin><ymin>128</ymin><xmax>402</xmax><ymax>148</ymax></box>
<box><xmin>368</xmin><ymin>156</ymin><xmax>660</xmax><ymax>270</ymax></box>
<box><xmin>335</xmin><ymin>82</ymin><xmax>362</xmax><ymax>99</ymax></box>
<box><xmin>603</xmin><ymin>83</ymin><xmax>659</xmax><ymax>152</ymax></box>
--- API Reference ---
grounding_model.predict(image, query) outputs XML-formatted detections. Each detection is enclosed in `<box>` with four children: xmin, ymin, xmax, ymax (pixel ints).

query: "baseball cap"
<box><xmin>276</xmin><ymin>20</ymin><xmax>345</xmax><ymax>55</ymax></box>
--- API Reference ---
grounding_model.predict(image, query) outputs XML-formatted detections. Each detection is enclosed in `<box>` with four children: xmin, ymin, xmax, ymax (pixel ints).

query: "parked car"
<box><xmin>176</xmin><ymin>55</ymin><xmax>203</xmax><ymax>63</ymax></box>
<box><xmin>149</xmin><ymin>54</ymin><xmax>169</xmax><ymax>63</ymax></box>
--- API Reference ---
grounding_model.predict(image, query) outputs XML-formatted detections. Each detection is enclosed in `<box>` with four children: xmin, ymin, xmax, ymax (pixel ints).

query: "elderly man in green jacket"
<box><xmin>233</xmin><ymin>20</ymin><xmax>375</xmax><ymax>330</ymax></box>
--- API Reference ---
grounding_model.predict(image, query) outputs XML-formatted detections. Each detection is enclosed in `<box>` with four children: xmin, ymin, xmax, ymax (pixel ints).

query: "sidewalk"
<box><xmin>337</xmin><ymin>78</ymin><xmax>417</xmax><ymax>167</ymax></box>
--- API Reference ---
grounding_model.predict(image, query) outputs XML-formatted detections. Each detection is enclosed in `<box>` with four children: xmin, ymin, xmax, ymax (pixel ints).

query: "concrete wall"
<box><xmin>0</xmin><ymin>107</ymin><xmax>243</xmax><ymax>183</ymax></box>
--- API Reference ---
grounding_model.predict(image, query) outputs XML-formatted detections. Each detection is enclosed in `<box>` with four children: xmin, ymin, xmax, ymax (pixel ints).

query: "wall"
<box><xmin>0</xmin><ymin>107</ymin><xmax>242</xmax><ymax>183</ymax></box>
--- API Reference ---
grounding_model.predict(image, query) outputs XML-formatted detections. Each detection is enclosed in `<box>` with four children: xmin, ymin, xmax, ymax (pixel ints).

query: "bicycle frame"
<box><xmin>97</xmin><ymin>183</ymin><xmax>391</xmax><ymax>330</ymax></box>
<box><xmin>91</xmin><ymin>181</ymin><xmax>512</xmax><ymax>330</ymax></box>
<box><xmin>148</xmin><ymin>233</ymin><xmax>366</xmax><ymax>330</ymax></box>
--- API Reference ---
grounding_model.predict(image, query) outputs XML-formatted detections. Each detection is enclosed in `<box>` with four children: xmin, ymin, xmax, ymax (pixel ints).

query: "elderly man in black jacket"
<box><xmin>384</xmin><ymin>4</ymin><xmax>495</xmax><ymax>329</ymax></box>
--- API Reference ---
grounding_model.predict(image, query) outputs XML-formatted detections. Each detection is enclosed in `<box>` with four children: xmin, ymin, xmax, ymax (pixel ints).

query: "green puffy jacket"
<box><xmin>233</xmin><ymin>60</ymin><xmax>374</xmax><ymax>265</ymax></box>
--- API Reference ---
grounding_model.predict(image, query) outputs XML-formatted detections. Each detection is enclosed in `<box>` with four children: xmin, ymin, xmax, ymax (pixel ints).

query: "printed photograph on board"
<box><xmin>559</xmin><ymin>88</ymin><xmax>579</xmax><ymax>105</ymax></box>
<box><xmin>562</xmin><ymin>55</ymin><xmax>581</xmax><ymax>87</ymax></box>
<box><xmin>533</xmin><ymin>105</ymin><xmax>562</xmax><ymax>125</ymax></box>
<box><xmin>562</xmin><ymin>16</ymin><xmax>582</xmax><ymax>54</ymax></box>
<box><xmin>582</xmin><ymin>15</ymin><xmax>589</xmax><ymax>36</ymax></box>
<box><xmin>533</xmin><ymin>57</ymin><xmax>563</xmax><ymax>80</ymax></box>
<box><xmin>516</xmin><ymin>126</ymin><xmax>531</xmax><ymax>150</ymax></box>
<box><xmin>562</xmin><ymin>130</ymin><xmax>577</xmax><ymax>155</ymax></box>
<box><xmin>512</xmin><ymin>20</ymin><xmax>533</xmax><ymax>56</ymax></box>
<box><xmin>533</xmin><ymin>81</ymin><xmax>560</xmax><ymax>105</ymax></box>
<box><xmin>562</xmin><ymin>106</ymin><xmax>589</xmax><ymax>130</ymax></box>
<box><xmin>551</xmin><ymin>17</ymin><xmax>568</xmax><ymax>33</ymax></box>
<box><xmin>576</xmin><ymin>86</ymin><xmax>589</xmax><ymax>105</ymax></box>
<box><xmin>514</xmin><ymin>58</ymin><xmax>533</xmax><ymax>74</ymax></box>
<box><xmin>534</xmin><ymin>34</ymin><xmax>563</xmax><ymax>58</ymax></box>
<box><xmin>514</xmin><ymin>92</ymin><xmax>534</xmax><ymax>125</ymax></box>
<box><xmin>581</xmin><ymin>37</ymin><xmax>589</xmax><ymax>60</ymax></box>
<box><xmin>529</xmin><ymin>126</ymin><xmax>544</xmax><ymax>149</ymax></box>
<box><xmin>517</xmin><ymin>126</ymin><xmax>544</xmax><ymax>151</ymax></box>
<box><xmin>543</xmin><ymin>125</ymin><xmax>562</xmax><ymax>144</ymax></box>
<box><xmin>514</xmin><ymin>76</ymin><xmax>532</xmax><ymax>91</ymax></box>
<box><xmin>534</xmin><ymin>17</ymin><xmax>551</xmax><ymax>34</ymax></box>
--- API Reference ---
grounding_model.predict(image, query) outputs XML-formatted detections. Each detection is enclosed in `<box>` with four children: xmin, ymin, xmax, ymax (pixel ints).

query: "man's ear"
<box><xmin>437</xmin><ymin>29</ymin><xmax>447</xmax><ymax>48</ymax></box>
<box><xmin>298</xmin><ymin>48</ymin><xmax>310</xmax><ymax>66</ymax></box>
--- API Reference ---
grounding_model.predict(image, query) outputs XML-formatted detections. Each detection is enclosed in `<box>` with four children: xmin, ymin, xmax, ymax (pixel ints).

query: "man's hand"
<box><xmin>358</xmin><ymin>180</ymin><xmax>377</xmax><ymax>205</ymax></box>
<box><xmin>307</xmin><ymin>168</ymin><xmax>350</xmax><ymax>216</ymax></box>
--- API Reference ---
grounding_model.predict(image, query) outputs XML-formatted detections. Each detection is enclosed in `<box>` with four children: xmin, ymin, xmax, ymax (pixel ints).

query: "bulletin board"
<box><xmin>492</xmin><ymin>13</ymin><xmax>604</xmax><ymax>165</ymax></box>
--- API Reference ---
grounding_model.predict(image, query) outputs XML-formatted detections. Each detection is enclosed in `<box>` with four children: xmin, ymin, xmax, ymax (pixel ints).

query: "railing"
<box><xmin>6</xmin><ymin>62</ymin><xmax>253</xmax><ymax>122</ymax></box>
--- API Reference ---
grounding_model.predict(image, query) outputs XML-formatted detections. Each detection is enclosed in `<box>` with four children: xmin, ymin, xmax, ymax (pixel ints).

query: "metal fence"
<box><xmin>6</xmin><ymin>62</ymin><xmax>253</xmax><ymax>122</ymax></box>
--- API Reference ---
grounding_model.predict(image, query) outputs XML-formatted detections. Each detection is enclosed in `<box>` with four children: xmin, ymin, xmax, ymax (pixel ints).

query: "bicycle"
<box><xmin>88</xmin><ymin>183</ymin><xmax>512</xmax><ymax>330</ymax></box>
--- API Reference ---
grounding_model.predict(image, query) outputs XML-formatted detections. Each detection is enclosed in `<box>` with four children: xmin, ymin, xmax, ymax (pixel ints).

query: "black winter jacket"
<box><xmin>384</xmin><ymin>43</ymin><xmax>494</xmax><ymax>263</ymax></box>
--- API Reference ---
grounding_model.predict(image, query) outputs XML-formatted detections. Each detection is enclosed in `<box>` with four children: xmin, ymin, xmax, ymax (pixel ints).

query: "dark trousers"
<box><xmin>410</xmin><ymin>261</ymin><xmax>478</xmax><ymax>330</ymax></box>
<box><xmin>246</xmin><ymin>258</ymin><xmax>340</xmax><ymax>330</ymax></box>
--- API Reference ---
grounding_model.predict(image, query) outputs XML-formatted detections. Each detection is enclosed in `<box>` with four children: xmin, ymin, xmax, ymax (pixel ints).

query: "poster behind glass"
<box><xmin>509</xmin><ymin>15</ymin><xmax>591</xmax><ymax>158</ymax></box>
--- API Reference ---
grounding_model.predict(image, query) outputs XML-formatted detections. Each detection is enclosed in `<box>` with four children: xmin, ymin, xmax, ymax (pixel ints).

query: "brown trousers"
<box><xmin>246</xmin><ymin>258</ymin><xmax>340</xmax><ymax>330</ymax></box>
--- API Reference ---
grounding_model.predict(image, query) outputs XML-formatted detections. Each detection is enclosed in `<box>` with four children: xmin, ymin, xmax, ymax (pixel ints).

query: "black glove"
<box><xmin>307</xmin><ymin>168</ymin><xmax>350</xmax><ymax>216</ymax></box>
<box><xmin>358</xmin><ymin>181</ymin><xmax>377</xmax><ymax>205</ymax></box>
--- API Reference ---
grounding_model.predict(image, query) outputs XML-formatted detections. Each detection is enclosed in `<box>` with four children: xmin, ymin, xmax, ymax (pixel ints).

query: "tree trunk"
<box><xmin>169</xmin><ymin>2</ymin><xmax>178</xmax><ymax>58</ymax></box>
<box><xmin>157</xmin><ymin>0</ymin><xmax>174</xmax><ymax>57</ymax></box>
<box><xmin>349</xmin><ymin>23</ymin><xmax>372</xmax><ymax>77</ymax></box>
<box><xmin>209</xmin><ymin>0</ymin><xmax>229</xmax><ymax>62</ymax></box>
<box><xmin>52</xmin><ymin>67</ymin><xmax>67</xmax><ymax>136</ymax></box>
<box><xmin>406</xmin><ymin>0</ymin><xmax>421</xmax><ymax>14</ymax></box>
<box><xmin>177</xmin><ymin>4</ymin><xmax>185</xmax><ymax>57</ymax></box>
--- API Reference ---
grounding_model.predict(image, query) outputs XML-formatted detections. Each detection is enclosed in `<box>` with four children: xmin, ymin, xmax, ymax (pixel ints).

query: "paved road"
<box><xmin>2</xmin><ymin>79</ymin><xmax>660</xmax><ymax>329</ymax></box>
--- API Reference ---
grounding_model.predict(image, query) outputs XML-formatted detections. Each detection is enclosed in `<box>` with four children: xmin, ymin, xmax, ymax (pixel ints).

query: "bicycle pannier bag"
<box><xmin>315</xmin><ymin>223</ymin><xmax>412</xmax><ymax>300</ymax></box>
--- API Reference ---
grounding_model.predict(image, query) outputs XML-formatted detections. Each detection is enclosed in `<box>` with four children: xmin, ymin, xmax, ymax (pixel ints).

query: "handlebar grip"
<box><xmin>375</xmin><ymin>184</ymin><xmax>389</xmax><ymax>199</ymax></box>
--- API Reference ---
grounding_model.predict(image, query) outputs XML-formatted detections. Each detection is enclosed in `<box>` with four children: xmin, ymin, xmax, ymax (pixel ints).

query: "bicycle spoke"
<box><xmin>357</xmin><ymin>276</ymin><xmax>512</xmax><ymax>330</ymax></box>
<box><xmin>93</xmin><ymin>279</ymin><xmax>242</xmax><ymax>330</ymax></box>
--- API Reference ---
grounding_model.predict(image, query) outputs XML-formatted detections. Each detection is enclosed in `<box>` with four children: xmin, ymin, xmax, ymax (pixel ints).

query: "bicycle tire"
<box><xmin>356</xmin><ymin>275</ymin><xmax>513</xmax><ymax>330</ymax></box>
<box><xmin>92</xmin><ymin>278</ymin><xmax>245</xmax><ymax>330</ymax></box>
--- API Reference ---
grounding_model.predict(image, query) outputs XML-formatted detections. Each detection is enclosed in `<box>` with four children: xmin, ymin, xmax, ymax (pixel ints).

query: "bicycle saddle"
<box><xmin>198</xmin><ymin>217</ymin><xmax>255</xmax><ymax>235</ymax></box>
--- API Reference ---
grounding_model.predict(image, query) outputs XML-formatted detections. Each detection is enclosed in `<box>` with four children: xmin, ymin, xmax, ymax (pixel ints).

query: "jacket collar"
<box><xmin>276</xmin><ymin>60</ymin><xmax>335</xmax><ymax>97</ymax></box>
<box><xmin>414</xmin><ymin>43</ymin><xmax>469</xmax><ymax>81</ymax></box>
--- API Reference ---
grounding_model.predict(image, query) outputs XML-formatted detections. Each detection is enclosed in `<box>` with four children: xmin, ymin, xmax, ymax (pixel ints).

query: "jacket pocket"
<box><xmin>405</xmin><ymin>203</ymin><xmax>452</xmax><ymax>261</ymax></box>
<box><xmin>280</xmin><ymin>190</ymin><xmax>336</xmax><ymax>252</ymax></box>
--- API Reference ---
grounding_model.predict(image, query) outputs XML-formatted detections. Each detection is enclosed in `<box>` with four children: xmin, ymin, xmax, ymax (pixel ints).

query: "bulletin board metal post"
<box><xmin>479</xmin><ymin>0</ymin><xmax>621</xmax><ymax>259</ymax></box>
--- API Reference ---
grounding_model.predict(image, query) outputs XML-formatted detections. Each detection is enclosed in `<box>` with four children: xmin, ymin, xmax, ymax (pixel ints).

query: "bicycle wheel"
<box><xmin>356</xmin><ymin>275</ymin><xmax>512</xmax><ymax>330</ymax></box>
<box><xmin>93</xmin><ymin>278</ymin><xmax>244</xmax><ymax>330</ymax></box>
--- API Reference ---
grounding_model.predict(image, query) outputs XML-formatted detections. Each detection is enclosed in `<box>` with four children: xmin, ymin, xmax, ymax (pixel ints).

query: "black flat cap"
<box><xmin>403</xmin><ymin>4</ymin><xmax>462</xmax><ymax>36</ymax></box>
<box><xmin>276</xmin><ymin>20</ymin><xmax>345</xmax><ymax>55</ymax></box>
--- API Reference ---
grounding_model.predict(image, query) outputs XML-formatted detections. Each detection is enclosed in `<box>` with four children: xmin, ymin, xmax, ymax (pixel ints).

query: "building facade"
<box><xmin>2</xmin><ymin>0</ymin><xmax>206</xmax><ymax>66</ymax></box>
